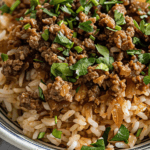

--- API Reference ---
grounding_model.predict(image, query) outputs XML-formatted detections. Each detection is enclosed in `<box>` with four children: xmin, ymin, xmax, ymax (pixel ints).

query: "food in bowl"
<box><xmin>0</xmin><ymin>0</ymin><xmax>150</xmax><ymax>149</ymax></box>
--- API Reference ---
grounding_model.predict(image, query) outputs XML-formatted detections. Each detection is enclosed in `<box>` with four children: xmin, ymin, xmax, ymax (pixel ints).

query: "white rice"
<box><xmin>32</xmin><ymin>130</ymin><xmax>40</xmax><ymax>140</ymax></box>
<box><xmin>4</xmin><ymin>100</ymin><xmax>12</xmax><ymax>112</ymax></box>
<box><xmin>90</xmin><ymin>127</ymin><xmax>102</xmax><ymax>137</ymax></box>
<box><xmin>0</xmin><ymin>30</ymin><xmax>6</xmax><ymax>41</ymax></box>
<box><xmin>87</xmin><ymin>117</ymin><xmax>98</xmax><ymax>128</ymax></box>
<box><xmin>68</xmin><ymin>141</ymin><xmax>78</xmax><ymax>150</ymax></box>
<box><xmin>42</xmin><ymin>102</ymin><xmax>51</xmax><ymax>110</ymax></box>
<box><xmin>137</xmin><ymin>112</ymin><xmax>148</xmax><ymax>120</ymax></box>
<box><xmin>34</xmin><ymin>124</ymin><xmax>45</xmax><ymax>130</ymax></box>
<box><xmin>131</xmin><ymin>121</ymin><xmax>139</xmax><ymax>134</ymax></box>
<box><xmin>47</xmin><ymin>134</ymin><xmax>61</xmax><ymax>146</ymax></box>
<box><xmin>19</xmin><ymin>71</ymin><xmax>25</xmax><ymax>87</ymax></box>
<box><xmin>41</xmin><ymin>118</ymin><xmax>55</xmax><ymax>126</ymax></box>
<box><xmin>115</xmin><ymin>142</ymin><xmax>129</xmax><ymax>148</ymax></box>
<box><xmin>61</xmin><ymin>110</ymin><xmax>75</xmax><ymax>121</ymax></box>
<box><xmin>70</xmin><ymin>124</ymin><xmax>79</xmax><ymax>132</ymax></box>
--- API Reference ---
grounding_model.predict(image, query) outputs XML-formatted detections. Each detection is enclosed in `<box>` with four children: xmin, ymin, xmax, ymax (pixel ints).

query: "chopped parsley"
<box><xmin>140</xmin><ymin>15</ymin><xmax>148</xmax><ymax>19</ymax></box>
<box><xmin>78</xmin><ymin>20</ymin><xmax>94</xmax><ymax>33</ymax></box>
<box><xmin>76</xmin><ymin>6</ymin><xmax>84</xmax><ymax>13</ymax></box>
<box><xmin>68</xmin><ymin>77</ymin><xmax>76</xmax><ymax>83</ymax></box>
<box><xmin>126</xmin><ymin>49</ymin><xmax>142</xmax><ymax>56</ymax></box>
<box><xmin>95</xmin><ymin>44</ymin><xmax>109</xmax><ymax>64</ymax></box>
<box><xmin>136</xmin><ymin>128</ymin><xmax>142</xmax><ymax>137</ymax></box>
<box><xmin>42</xmin><ymin>8</ymin><xmax>58</xmax><ymax>17</ymax></box>
<box><xmin>110</xmin><ymin>124</ymin><xmax>129</xmax><ymax>144</ymax></box>
<box><xmin>133</xmin><ymin>20</ymin><xmax>150</xmax><ymax>35</ymax></box>
<box><xmin>133</xmin><ymin>37</ymin><xmax>146</xmax><ymax>47</ymax></box>
<box><xmin>74</xmin><ymin>46</ymin><xmax>83</xmax><ymax>53</ymax></box>
<box><xmin>30</xmin><ymin>10</ymin><xmax>37</xmax><ymax>19</ymax></box>
<box><xmin>54</xmin><ymin>31</ymin><xmax>74</xmax><ymax>49</ymax></box>
<box><xmin>0</xmin><ymin>4</ymin><xmax>10</xmax><ymax>14</ymax></box>
<box><xmin>52</xmin><ymin>129</ymin><xmax>62</xmax><ymax>139</ymax></box>
<box><xmin>102</xmin><ymin>127</ymin><xmax>111</xmax><ymax>146</ymax></box>
<box><xmin>143</xmin><ymin>76</ymin><xmax>150</xmax><ymax>85</ymax></box>
<box><xmin>24</xmin><ymin>6</ymin><xmax>35</xmax><ymax>15</ymax></box>
<box><xmin>38</xmin><ymin>80</ymin><xmax>45</xmax><ymax>101</ymax></box>
<box><xmin>50</xmin><ymin>0</ymin><xmax>74</xmax><ymax>5</ymax></box>
<box><xmin>41</xmin><ymin>29</ymin><xmax>49</xmax><ymax>41</ymax></box>
<box><xmin>51</xmin><ymin>63</ymin><xmax>73</xmax><ymax>80</ymax></box>
<box><xmin>95</xmin><ymin>63</ymin><xmax>109</xmax><ymax>71</ymax></box>
<box><xmin>55</xmin><ymin>116</ymin><xmax>57</xmax><ymax>124</ymax></box>
<box><xmin>138</xmin><ymin>53</ymin><xmax>150</xmax><ymax>64</ymax></box>
<box><xmin>60</xmin><ymin>5</ymin><xmax>71</xmax><ymax>14</ymax></box>
<box><xmin>33</xmin><ymin>59</ymin><xmax>43</xmax><ymax>63</ymax></box>
<box><xmin>15</xmin><ymin>17</ymin><xmax>24</xmax><ymax>21</ymax></box>
<box><xmin>62</xmin><ymin>49</ymin><xmax>70</xmax><ymax>56</ymax></box>
<box><xmin>114</xmin><ymin>10</ymin><xmax>126</xmax><ymax>26</ymax></box>
<box><xmin>38</xmin><ymin>132</ymin><xmax>45</xmax><ymax>139</ymax></box>
<box><xmin>76</xmin><ymin>85</ymin><xmax>81</xmax><ymax>93</ymax></box>
<box><xmin>10</xmin><ymin>0</ymin><xmax>21</xmax><ymax>14</ymax></box>
<box><xmin>23</xmin><ymin>23</ymin><xmax>31</xmax><ymax>30</ymax></box>
<box><xmin>106</xmin><ymin>25</ymin><xmax>121</xmax><ymax>32</ymax></box>
<box><xmin>81</xmin><ymin>138</ymin><xmax>105</xmax><ymax>150</ymax></box>
<box><xmin>70</xmin><ymin>57</ymin><xmax>95</xmax><ymax>77</ymax></box>
<box><xmin>30</xmin><ymin>0</ymin><xmax>40</xmax><ymax>7</ymax></box>
<box><xmin>58</xmin><ymin>56</ymin><xmax>65</xmax><ymax>60</ymax></box>
<box><xmin>84</xmin><ymin>3</ymin><xmax>93</xmax><ymax>15</ymax></box>
<box><xmin>141</xmin><ymin>71</ymin><xmax>145</xmax><ymax>75</ymax></box>
<box><xmin>1</xmin><ymin>53</ymin><xmax>8</xmax><ymax>62</ymax></box>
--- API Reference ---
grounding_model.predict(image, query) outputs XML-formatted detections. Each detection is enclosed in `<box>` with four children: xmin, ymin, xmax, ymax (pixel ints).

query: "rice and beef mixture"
<box><xmin>1</xmin><ymin>0</ymin><xmax>150</xmax><ymax>149</ymax></box>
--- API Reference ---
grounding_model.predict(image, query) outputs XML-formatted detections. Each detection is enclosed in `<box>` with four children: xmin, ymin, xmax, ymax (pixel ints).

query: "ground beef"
<box><xmin>44</xmin><ymin>76</ymin><xmax>76</xmax><ymax>103</ymax></box>
<box><xmin>19</xmin><ymin>92</ymin><xmax>44</xmax><ymax>111</ymax></box>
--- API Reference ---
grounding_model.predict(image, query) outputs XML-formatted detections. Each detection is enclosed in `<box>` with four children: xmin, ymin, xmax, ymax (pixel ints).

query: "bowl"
<box><xmin>0</xmin><ymin>106</ymin><xmax>150</xmax><ymax>150</ymax></box>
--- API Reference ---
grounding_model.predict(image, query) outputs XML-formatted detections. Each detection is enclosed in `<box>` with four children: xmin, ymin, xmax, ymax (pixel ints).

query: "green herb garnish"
<box><xmin>1</xmin><ymin>53</ymin><xmax>8</xmax><ymax>62</ymax></box>
<box><xmin>52</xmin><ymin>129</ymin><xmax>62</xmax><ymax>139</ymax></box>
<box><xmin>136</xmin><ymin>128</ymin><xmax>142</xmax><ymax>137</ymax></box>
<box><xmin>42</xmin><ymin>29</ymin><xmax>49</xmax><ymax>41</ymax></box>
<box><xmin>58</xmin><ymin>56</ymin><xmax>65</xmax><ymax>60</ymax></box>
<box><xmin>102</xmin><ymin>127</ymin><xmax>111</xmax><ymax>146</ymax></box>
<box><xmin>55</xmin><ymin>116</ymin><xmax>57</xmax><ymax>124</ymax></box>
<box><xmin>74</xmin><ymin>46</ymin><xmax>83</xmax><ymax>53</ymax></box>
<box><xmin>23</xmin><ymin>23</ymin><xmax>31</xmax><ymax>30</ymax></box>
<box><xmin>10</xmin><ymin>0</ymin><xmax>21</xmax><ymax>14</ymax></box>
<box><xmin>70</xmin><ymin>57</ymin><xmax>95</xmax><ymax>77</ymax></box>
<box><xmin>38</xmin><ymin>132</ymin><xmax>45</xmax><ymax>139</ymax></box>
<box><xmin>89</xmin><ymin>35</ymin><xmax>95</xmax><ymax>41</ymax></box>
<box><xmin>50</xmin><ymin>0</ymin><xmax>74</xmax><ymax>5</ymax></box>
<box><xmin>54</xmin><ymin>31</ymin><xmax>74</xmax><ymax>49</ymax></box>
<box><xmin>126</xmin><ymin>49</ymin><xmax>142</xmax><ymax>56</ymax></box>
<box><xmin>76</xmin><ymin>6</ymin><xmax>84</xmax><ymax>13</ymax></box>
<box><xmin>30</xmin><ymin>0</ymin><xmax>40</xmax><ymax>7</ymax></box>
<box><xmin>60</xmin><ymin>5</ymin><xmax>71</xmax><ymax>14</ymax></box>
<box><xmin>33</xmin><ymin>59</ymin><xmax>43</xmax><ymax>63</ymax></box>
<box><xmin>51</xmin><ymin>63</ymin><xmax>73</xmax><ymax>80</ymax></box>
<box><xmin>95</xmin><ymin>63</ymin><xmax>109</xmax><ymax>71</ymax></box>
<box><xmin>110</xmin><ymin>124</ymin><xmax>129</xmax><ymax>144</ymax></box>
<box><xmin>78</xmin><ymin>20</ymin><xmax>94</xmax><ymax>32</ymax></box>
<box><xmin>62</xmin><ymin>49</ymin><xmax>70</xmax><ymax>56</ymax></box>
<box><xmin>0</xmin><ymin>4</ymin><xmax>10</xmax><ymax>14</ymax></box>
<box><xmin>114</xmin><ymin>10</ymin><xmax>126</xmax><ymax>26</ymax></box>
<box><xmin>42</xmin><ymin>8</ymin><xmax>58</xmax><ymax>17</ymax></box>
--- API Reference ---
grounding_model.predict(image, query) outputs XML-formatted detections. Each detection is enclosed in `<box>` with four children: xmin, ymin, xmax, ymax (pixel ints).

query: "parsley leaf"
<box><xmin>78</xmin><ymin>20</ymin><xmax>94</xmax><ymax>32</ymax></box>
<box><xmin>126</xmin><ymin>49</ymin><xmax>142</xmax><ymax>56</ymax></box>
<box><xmin>70</xmin><ymin>57</ymin><xmax>95</xmax><ymax>77</ymax></box>
<box><xmin>51</xmin><ymin>63</ymin><xmax>73</xmax><ymax>80</ymax></box>
<box><xmin>143</xmin><ymin>76</ymin><xmax>150</xmax><ymax>85</ymax></box>
<box><xmin>133</xmin><ymin>37</ymin><xmax>146</xmax><ymax>47</ymax></box>
<box><xmin>0</xmin><ymin>4</ymin><xmax>10</xmax><ymax>14</ymax></box>
<box><xmin>95</xmin><ymin>63</ymin><xmax>109</xmax><ymax>71</ymax></box>
<box><xmin>110</xmin><ymin>124</ymin><xmax>129</xmax><ymax>144</ymax></box>
<box><xmin>140</xmin><ymin>14</ymin><xmax>148</xmax><ymax>19</ymax></box>
<box><xmin>30</xmin><ymin>0</ymin><xmax>40</xmax><ymax>7</ymax></box>
<box><xmin>52</xmin><ymin>129</ymin><xmax>62</xmax><ymax>139</ymax></box>
<box><xmin>38</xmin><ymin>80</ymin><xmax>45</xmax><ymax>101</ymax></box>
<box><xmin>42</xmin><ymin>29</ymin><xmax>49</xmax><ymax>41</ymax></box>
<box><xmin>95</xmin><ymin>44</ymin><xmax>109</xmax><ymax>64</ymax></box>
<box><xmin>133</xmin><ymin>20</ymin><xmax>140</xmax><ymax>30</ymax></box>
<box><xmin>102</xmin><ymin>127</ymin><xmax>111</xmax><ymax>146</ymax></box>
<box><xmin>106</xmin><ymin>25</ymin><xmax>121</xmax><ymax>32</ymax></box>
<box><xmin>1</xmin><ymin>53</ymin><xmax>8</xmax><ymax>62</ymax></box>
<box><xmin>76</xmin><ymin>85</ymin><xmax>81</xmax><ymax>93</ymax></box>
<box><xmin>50</xmin><ymin>0</ymin><xmax>74</xmax><ymax>5</ymax></box>
<box><xmin>81</xmin><ymin>138</ymin><xmax>105</xmax><ymax>150</ymax></box>
<box><xmin>42</xmin><ymin>8</ymin><xmax>58</xmax><ymax>17</ymax></box>
<box><xmin>136</xmin><ymin>128</ymin><xmax>142</xmax><ymax>137</ymax></box>
<box><xmin>138</xmin><ymin>53</ymin><xmax>150</xmax><ymax>64</ymax></box>
<box><xmin>80</xmin><ymin>0</ymin><xmax>86</xmax><ymax>6</ymax></box>
<box><xmin>58</xmin><ymin>56</ymin><xmax>65</xmax><ymax>60</ymax></box>
<box><xmin>63</xmin><ymin>49</ymin><xmax>70</xmax><ymax>56</ymax></box>
<box><xmin>145</xmin><ymin>23</ymin><xmax>150</xmax><ymax>35</ymax></box>
<box><xmin>38</xmin><ymin>132</ymin><xmax>45</xmax><ymax>139</ymax></box>
<box><xmin>54</xmin><ymin>31</ymin><xmax>74</xmax><ymax>49</ymax></box>
<box><xmin>60</xmin><ymin>5</ymin><xmax>71</xmax><ymax>14</ymax></box>
<box><xmin>30</xmin><ymin>10</ymin><xmax>37</xmax><ymax>19</ymax></box>
<box><xmin>114</xmin><ymin>10</ymin><xmax>126</xmax><ymax>26</ymax></box>
<box><xmin>84</xmin><ymin>3</ymin><xmax>93</xmax><ymax>15</ymax></box>
<box><xmin>25</xmin><ymin>6</ymin><xmax>35</xmax><ymax>15</ymax></box>
<box><xmin>33</xmin><ymin>59</ymin><xmax>43</xmax><ymax>63</ymax></box>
